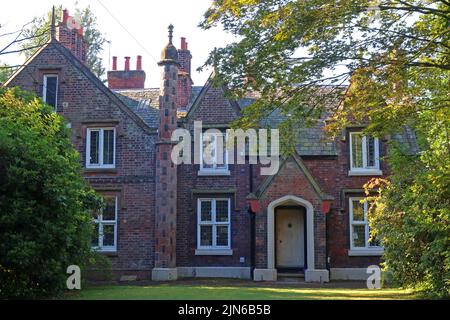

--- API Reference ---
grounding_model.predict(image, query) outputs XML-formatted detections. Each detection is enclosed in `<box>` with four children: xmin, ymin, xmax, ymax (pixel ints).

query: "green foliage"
<box><xmin>364</xmin><ymin>85</ymin><xmax>450</xmax><ymax>297</ymax></box>
<box><xmin>203</xmin><ymin>0</ymin><xmax>450</xmax><ymax>297</ymax></box>
<box><xmin>201</xmin><ymin>0</ymin><xmax>449</xmax><ymax>139</ymax></box>
<box><xmin>21</xmin><ymin>5</ymin><xmax>106</xmax><ymax>78</ymax></box>
<box><xmin>0</xmin><ymin>62</ymin><xmax>13</xmax><ymax>84</ymax></box>
<box><xmin>74</xmin><ymin>6</ymin><xmax>106</xmax><ymax>79</ymax></box>
<box><xmin>0</xmin><ymin>87</ymin><xmax>103</xmax><ymax>299</ymax></box>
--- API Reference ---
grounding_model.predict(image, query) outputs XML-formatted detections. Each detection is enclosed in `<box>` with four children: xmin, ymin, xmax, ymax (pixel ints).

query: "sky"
<box><xmin>0</xmin><ymin>0</ymin><xmax>236</xmax><ymax>87</ymax></box>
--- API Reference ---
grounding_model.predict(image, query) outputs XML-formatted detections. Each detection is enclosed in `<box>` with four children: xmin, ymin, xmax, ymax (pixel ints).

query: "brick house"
<box><xmin>4</xmin><ymin>10</ymin><xmax>417</xmax><ymax>282</ymax></box>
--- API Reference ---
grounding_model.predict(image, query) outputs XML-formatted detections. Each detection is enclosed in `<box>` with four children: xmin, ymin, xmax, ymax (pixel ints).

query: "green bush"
<box><xmin>0</xmin><ymin>87</ymin><xmax>103</xmax><ymax>299</ymax></box>
<box><xmin>366</xmin><ymin>130</ymin><xmax>450</xmax><ymax>298</ymax></box>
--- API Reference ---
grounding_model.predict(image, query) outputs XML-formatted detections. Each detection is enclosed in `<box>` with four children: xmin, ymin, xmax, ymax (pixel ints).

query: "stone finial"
<box><xmin>168</xmin><ymin>24</ymin><xmax>174</xmax><ymax>44</ymax></box>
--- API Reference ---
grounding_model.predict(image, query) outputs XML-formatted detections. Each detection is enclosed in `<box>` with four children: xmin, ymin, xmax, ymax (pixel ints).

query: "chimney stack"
<box><xmin>56</xmin><ymin>9</ymin><xmax>87</xmax><ymax>63</ymax></box>
<box><xmin>107</xmin><ymin>55</ymin><xmax>146</xmax><ymax>90</ymax></box>
<box><xmin>112</xmin><ymin>56</ymin><xmax>117</xmax><ymax>71</ymax></box>
<box><xmin>177</xmin><ymin>37</ymin><xmax>193</xmax><ymax>110</ymax></box>
<box><xmin>136</xmin><ymin>55</ymin><xmax>142</xmax><ymax>71</ymax></box>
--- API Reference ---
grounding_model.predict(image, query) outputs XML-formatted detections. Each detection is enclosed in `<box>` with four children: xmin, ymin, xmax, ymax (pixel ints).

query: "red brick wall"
<box><xmin>177</xmin><ymin>84</ymin><xmax>252</xmax><ymax>267</ymax></box>
<box><xmin>302</xmin><ymin>135</ymin><xmax>389</xmax><ymax>268</ymax></box>
<box><xmin>7</xmin><ymin>43</ymin><xmax>156</xmax><ymax>278</ymax></box>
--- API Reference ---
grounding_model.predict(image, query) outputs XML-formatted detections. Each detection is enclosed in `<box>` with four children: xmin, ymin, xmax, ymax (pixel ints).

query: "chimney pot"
<box><xmin>181</xmin><ymin>37</ymin><xmax>188</xmax><ymax>50</ymax></box>
<box><xmin>136</xmin><ymin>55</ymin><xmax>142</xmax><ymax>70</ymax></box>
<box><xmin>124</xmin><ymin>57</ymin><xmax>130</xmax><ymax>71</ymax></box>
<box><xmin>62</xmin><ymin>9</ymin><xmax>69</xmax><ymax>24</ymax></box>
<box><xmin>112</xmin><ymin>56</ymin><xmax>117</xmax><ymax>71</ymax></box>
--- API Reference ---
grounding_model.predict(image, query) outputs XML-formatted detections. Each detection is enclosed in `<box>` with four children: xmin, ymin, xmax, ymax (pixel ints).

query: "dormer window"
<box><xmin>349</xmin><ymin>132</ymin><xmax>382</xmax><ymax>176</ymax></box>
<box><xmin>198</xmin><ymin>131</ymin><xmax>230</xmax><ymax>176</ymax></box>
<box><xmin>42</xmin><ymin>75</ymin><xmax>58</xmax><ymax>109</ymax></box>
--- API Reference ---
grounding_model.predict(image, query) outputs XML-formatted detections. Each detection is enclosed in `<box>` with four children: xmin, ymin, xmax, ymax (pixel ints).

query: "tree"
<box><xmin>21</xmin><ymin>5</ymin><xmax>106</xmax><ymax>78</ymax></box>
<box><xmin>202</xmin><ymin>1</ymin><xmax>450</xmax><ymax>296</ymax></box>
<box><xmin>0</xmin><ymin>62</ymin><xmax>12</xmax><ymax>84</ymax></box>
<box><xmin>201</xmin><ymin>0</ymin><xmax>449</xmax><ymax>135</ymax></box>
<box><xmin>74</xmin><ymin>6</ymin><xmax>106</xmax><ymax>79</ymax></box>
<box><xmin>0</xmin><ymin>87</ymin><xmax>103</xmax><ymax>299</ymax></box>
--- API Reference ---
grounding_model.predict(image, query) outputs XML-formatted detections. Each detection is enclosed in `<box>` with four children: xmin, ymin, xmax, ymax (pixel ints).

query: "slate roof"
<box><xmin>237</xmin><ymin>99</ymin><xmax>338</xmax><ymax>156</ymax></box>
<box><xmin>114</xmin><ymin>89</ymin><xmax>160</xmax><ymax>128</ymax></box>
<box><xmin>113</xmin><ymin>84</ymin><xmax>415</xmax><ymax>157</ymax></box>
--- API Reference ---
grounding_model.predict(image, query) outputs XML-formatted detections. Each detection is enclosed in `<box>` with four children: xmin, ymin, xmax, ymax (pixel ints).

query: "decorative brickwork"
<box><xmin>153</xmin><ymin>26</ymin><xmax>179</xmax><ymax>273</ymax></box>
<box><xmin>56</xmin><ymin>9</ymin><xmax>87</xmax><ymax>63</ymax></box>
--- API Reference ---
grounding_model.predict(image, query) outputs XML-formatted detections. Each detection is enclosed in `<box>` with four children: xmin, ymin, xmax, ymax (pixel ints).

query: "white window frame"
<box><xmin>349</xmin><ymin>132</ymin><xmax>382</xmax><ymax>176</ymax></box>
<box><xmin>199</xmin><ymin>131</ymin><xmax>230</xmax><ymax>175</ymax></box>
<box><xmin>42</xmin><ymin>74</ymin><xmax>58</xmax><ymax>109</ymax></box>
<box><xmin>197</xmin><ymin>198</ymin><xmax>231</xmax><ymax>251</ymax></box>
<box><xmin>348</xmin><ymin>197</ymin><xmax>383</xmax><ymax>256</ymax></box>
<box><xmin>92</xmin><ymin>196</ymin><xmax>118</xmax><ymax>252</ymax></box>
<box><xmin>86</xmin><ymin>128</ymin><xmax>116</xmax><ymax>169</ymax></box>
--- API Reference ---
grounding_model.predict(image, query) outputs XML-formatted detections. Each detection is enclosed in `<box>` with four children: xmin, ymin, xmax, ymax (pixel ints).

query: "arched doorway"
<box><xmin>275</xmin><ymin>206</ymin><xmax>307</xmax><ymax>272</ymax></box>
<box><xmin>267</xmin><ymin>195</ymin><xmax>315</xmax><ymax>271</ymax></box>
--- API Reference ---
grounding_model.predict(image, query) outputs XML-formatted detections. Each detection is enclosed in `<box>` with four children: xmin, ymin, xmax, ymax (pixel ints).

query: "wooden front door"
<box><xmin>276</xmin><ymin>208</ymin><xmax>305</xmax><ymax>269</ymax></box>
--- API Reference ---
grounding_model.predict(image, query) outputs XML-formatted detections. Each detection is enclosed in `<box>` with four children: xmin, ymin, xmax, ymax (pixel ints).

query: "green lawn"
<box><xmin>67</xmin><ymin>281</ymin><xmax>418</xmax><ymax>300</ymax></box>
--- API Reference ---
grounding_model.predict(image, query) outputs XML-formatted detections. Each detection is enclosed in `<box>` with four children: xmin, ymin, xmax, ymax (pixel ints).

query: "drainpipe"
<box><xmin>248</xmin><ymin>164</ymin><xmax>256</xmax><ymax>280</ymax></box>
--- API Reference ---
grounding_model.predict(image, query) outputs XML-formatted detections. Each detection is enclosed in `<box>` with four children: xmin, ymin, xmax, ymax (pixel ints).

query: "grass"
<box><xmin>67</xmin><ymin>280</ymin><xmax>418</xmax><ymax>300</ymax></box>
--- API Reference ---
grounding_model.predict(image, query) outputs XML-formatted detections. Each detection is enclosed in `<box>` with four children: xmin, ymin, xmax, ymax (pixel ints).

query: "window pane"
<box><xmin>102</xmin><ymin>224</ymin><xmax>115</xmax><ymax>247</ymax></box>
<box><xmin>91</xmin><ymin>223</ymin><xmax>99</xmax><ymax>247</ymax></box>
<box><xmin>216</xmin><ymin>200</ymin><xmax>229</xmax><ymax>222</ymax></box>
<box><xmin>44</xmin><ymin>76</ymin><xmax>57</xmax><ymax>107</ymax></box>
<box><xmin>368</xmin><ymin>226</ymin><xmax>381</xmax><ymax>247</ymax></box>
<box><xmin>202</xmin><ymin>134</ymin><xmax>215</xmax><ymax>168</ymax></box>
<box><xmin>103</xmin><ymin>197</ymin><xmax>116</xmax><ymax>221</ymax></box>
<box><xmin>103</xmin><ymin>130</ymin><xmax>114</xmax><ymax>165</ymax></box>
<box><xmin>367</xmin><ymin>136</ymin><xmax>376</xmax><ymax>167</ymax></box>
<box><xmin>216</xmin><ymin>226</ymin><xmax>229</xmax><ymax>246</ymax></box>
<box><xmin>352</xmin><ymin>200</ymin><xmax>365</xmax><ymax>221</ymax></box>
<box><xmin>89</xmin><ymin>131</ymin><xmax>99</xmax><ymax>164</ymax></box>
<box><xmin>352</xmin><ymin>225</ymin><xmax>366</xmax><ymax>248</ymax></box>
<box><xmin>216</xmin><ymin>134</ymin><xmax>226</xmax><ymax>168</ymax></box>
<box><xmin>200</xmin><ymin>201</ymin><xmax>212</xmax><ymax>221</ymax></box>
<box><xmin>351</xmin><ymin>133</ymin><xmax>363</xmax><ymax>168</ymax></box>
<box><xmin>200</xmin><ymin>225</ymin><xmax>213</xmax><ymax>246</ymax></box>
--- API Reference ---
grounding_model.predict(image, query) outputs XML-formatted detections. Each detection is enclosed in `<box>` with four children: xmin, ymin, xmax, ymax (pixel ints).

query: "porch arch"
<box><xmin>267</xmin><ymin>195</ymin><xmax>315</xmax><ymax>271</ymax></box>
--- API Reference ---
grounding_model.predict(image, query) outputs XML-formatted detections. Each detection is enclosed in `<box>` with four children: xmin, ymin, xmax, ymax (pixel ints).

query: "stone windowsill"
<box><xmin>198</xmin><ymin>170</ymin><xmax>231</xmax><ymax>177</ymax></box>
<box><xmin>195</xmin><ymin>249</ymin><xmax>233</xmax><ymax>256</ymax></box>
<box><xmin>348</xmin><ymin>249</ymin><xmax>384</xmax><ymax>257</ymax></box>
<box><xmin>84</xmin><ymin>168</ymin><xmax>118</xmax><ymax>174</ymax></box>
<box><xmin>348</xmin><ymin>169</ymin><xmax>383</xmax><ymax>177</ymax></box>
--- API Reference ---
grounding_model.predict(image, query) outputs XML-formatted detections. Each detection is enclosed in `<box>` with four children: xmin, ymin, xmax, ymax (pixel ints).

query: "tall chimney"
<box><xmin>181</xmin><ymin>37</ymin><xmax>188</xmax><ymax>50</ymax></box>
<box><xmin>136</xmin><ymin>55</ymin><xmax>142</xmax><ymax>71</ymax></box>
<box><xmin>62</xmin><ymin>9</ymin><xmax>69</xmax><ymax>24</ymax></box>
<box><xmin>112</xmin><ymin>56</ymin><xmax>117</xmax><ymax>71</ymax></box>
<box><xmin>177</xmin><ymin>37</ymin><xmax>193</xmax><ymax>109</ymax></box>
<box><xmin>124</xmin><ymin>57</ymin><xmax>130</xmax><ymax>71</ymax></box>
<box><xmin>56</xmin><ymin>9</ymin><xmax>87</xmax><ymax>63</ymax></box>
